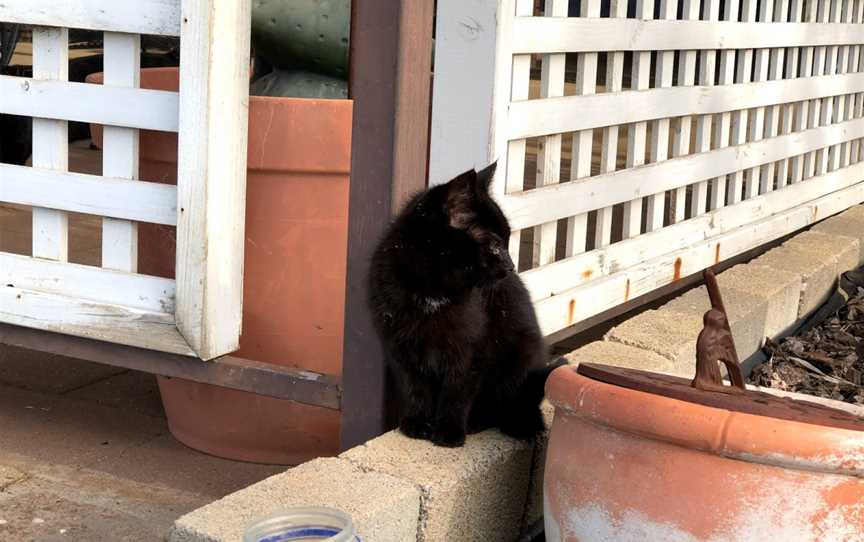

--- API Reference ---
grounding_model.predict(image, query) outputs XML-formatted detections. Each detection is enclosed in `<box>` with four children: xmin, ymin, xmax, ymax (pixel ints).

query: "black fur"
<box><xmin>368</xmin><ymin>163</ymin><xmax>564</xmax><ymax>447</ymax></box>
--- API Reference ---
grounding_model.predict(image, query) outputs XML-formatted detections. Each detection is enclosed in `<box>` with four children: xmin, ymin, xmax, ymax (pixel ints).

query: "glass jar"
<box><xmin>243</xmin><ymin>507</ymin><xmax>360</xmax><ymax>542</ymax></box>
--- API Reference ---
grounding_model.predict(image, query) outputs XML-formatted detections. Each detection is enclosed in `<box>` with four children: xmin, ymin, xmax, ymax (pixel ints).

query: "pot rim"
<box><xmin>547</xmin><ymin>365</ymin><xmax>864</xmax><ymax>478</ymax></box>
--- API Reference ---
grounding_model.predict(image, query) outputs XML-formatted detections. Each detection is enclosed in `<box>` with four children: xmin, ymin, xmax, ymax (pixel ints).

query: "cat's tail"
<box><xmin>498</xmin><ymin>357</ymin><xmax>568</xmax><ymax>440</ymax></box>
<box><xmin>523</xmin><ymin>356</ymin><xmax>569</xmax><ymax>404</ymax></box>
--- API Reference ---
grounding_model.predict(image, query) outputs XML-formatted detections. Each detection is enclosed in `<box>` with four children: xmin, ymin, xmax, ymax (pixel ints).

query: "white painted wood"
<box><xmin>426</xmin><ymin>0</ymin><xmax>864</xmax><ymax>337</ymax></box>
<box><xmin>31</xmin><ymin>27</ymin><xmax>69</xmax><ymax>262</ymax></box>
<box><xmin>596</xmin><ymin>0</ymin><xmax>628</xmax><ymax>241</ymax></box>
<box><xmin>505</xmin><ymin>0</ymin><xmax>533</xmax><ymax>264</ymax></box>
<box><xmin>511</xmin><ymin>18</ymin><xmax>863</xmax><ymax>53</ymax></box>
<box><xmin>0</xmin><ymin>252</ymin><xmax>175</xmax><ymax>314</ymax></box>
<box><xmin>690</xmin><ymin>0</ymin><xmax>720</xmax><ymax>217</ymax></box>
<box><xmin>523</xmin><ymin>161</ymin><xmax>864</xmax><ymax>302</ymax></box>
<box><xmin>674</xmin><ymin>0</ymin><xmax>700</xmax><ymax>220</ymax></box>
<box><xmin>711</xmin><ymin>0</ymin><xmax>739</xmax><ymax>210</ymax></box>
<box><xmin>0</xmin><ymin>76</ymin><xmax>179</xmax><ymax>132</ymax></box>
<box><xmin>428</xmin><ymin>0</ymin><xmax>503</xmax><ymax>186</ymax></box>
<box><xmin>808</xmin><ymin>0</ymin><xmax>831</xmax><ymax>178</ymax></box>
<box><xmin>645</xmin><ymin>0</ymin><xmax>676</xmax><ymax>231</ymax></box>
<box><xmin>793</xmin><ymin>0</ymin><xmax>819</xmax><ymax>182</ymax></box>
<box><xmin>0</xmin><ymin>164</ymin><xmax>178</xmax><ymax>225</ymax></box>
<box><xmin>174</xmin><ymin>0</ymin><xmax>252</xmax><ymax>360</ymax></box>
<box><xmin>507</xmin><ymin>72</ymin><xmax>864</xmax><ymax>140</ymax></box>
<box><xmin>0</xmin><ymin>0</ymin><xmax>181</xmax><ymax>36</ymax></box>
<box><xmin>623</xmin><ymin>0</ymin><xmax>654</xmax><ymax>239</ymax></box>
<box><xmin>533</xmin><ymin>0</ymin><xmax>567</xmax><ymax>267</ymax></box>
<box><xmin>820</xmin><ymin>0</ymin><xmax>842</xmax><ymax>173</ymax></box>
<box><xmin>755</xmin><ymin>0</ymin><xmax>785</xmax><ymax>195</ymax></box>
<box><xmin>834</xmin><ymin>0</ymin><xmax>855</xmax><ymax>169</ymax></box>
<box><xmin>533</xmin><ymin>175</ymin><xmax>864</xmax><ymax>335</ymax></box>
<box><xmin>102</xmin><ymin>32</ymin><xmax>141</xmax><ymax>273</ymax></box>
<box><xmin>735</xmin><ymin>0</ymin><xmax>758</xmax><ymax>202</ymax></box>
<box><xmin>501</xmin><ymin>117</ymin><xmax>864</xmax><ymax>229</ymax></box>
<box><xmin>772</xmin><ymin>0</ymin><xmax>803</xmax><ymax>188</ymax></box>
<box><xmin>566</xmin><ymin>0</ymin><xmax>599</xmax><ymax>256</ymax></box>
<box><xmin>848</xmin><ymin>42</ymin><xmax>863</xmax><ymax>164</ymax></box>
<box><xmin>0</xmin><ymin>287</ymin><xmax>193</xmax><ymax>356</ymax></box>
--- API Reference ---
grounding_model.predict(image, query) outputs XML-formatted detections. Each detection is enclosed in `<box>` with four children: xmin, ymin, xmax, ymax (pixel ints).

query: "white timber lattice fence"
<box><xmin>430</xmin><ymin>0</ymin><xmax>864</xmax><ymax>337</ymax></box>
<box><xmin>0</xmin><ymin>0</ymin><xmax>252</xmax><ymax>359</ymax></box>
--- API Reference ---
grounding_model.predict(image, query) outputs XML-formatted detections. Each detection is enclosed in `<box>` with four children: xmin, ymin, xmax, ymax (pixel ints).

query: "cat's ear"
<box><xmin>474</xmin><ymin>161</ymin><xmax>497</xmax><ymax>193</ymax></box>
<box><xmin>445</xmin><ymin>169</ymin><xmax>478</xmax><ymax>229</ymax></box>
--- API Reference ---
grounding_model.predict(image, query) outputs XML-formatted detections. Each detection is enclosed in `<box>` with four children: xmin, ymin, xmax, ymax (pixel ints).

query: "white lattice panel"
<box><xmin>431</xmin><ymin>0</ymin><xmax>864</xmax><ymax>336</ymax></box>
<box><xmin>0</xmin><ymin>0</ymin><xmax>251</xmax><ymax>359</ymax></box>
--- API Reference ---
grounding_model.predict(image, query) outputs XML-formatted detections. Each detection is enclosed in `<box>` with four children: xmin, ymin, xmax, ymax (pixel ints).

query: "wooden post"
<box><xmin>340</xmin><ymin>0</ymin><xmax>434</xmax><ymax>450</ymax></box>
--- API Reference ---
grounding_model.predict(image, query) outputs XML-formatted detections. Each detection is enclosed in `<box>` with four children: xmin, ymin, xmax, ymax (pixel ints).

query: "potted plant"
<box><xmin>89</xmin><ymin>0</ymin><xmax>352</xmax><ymax>464</ymax></box>
<box><xmin>543</xmin><ymin>272</ymin><xmax>864</xmax><ymax>541</ymax></box>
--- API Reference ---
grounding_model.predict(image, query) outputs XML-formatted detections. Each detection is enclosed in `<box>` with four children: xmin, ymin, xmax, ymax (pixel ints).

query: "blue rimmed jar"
<box><xmin>243</xmin><ymin>507</ymin><xmax>361</xmax><ymax>542</ymax></box>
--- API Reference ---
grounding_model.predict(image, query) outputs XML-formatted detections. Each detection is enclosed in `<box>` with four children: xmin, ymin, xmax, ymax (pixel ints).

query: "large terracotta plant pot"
<box><xmin>88</xmin><ymin>68</ymin><xmax>352</xmax><ymax>464</ymax></box>
<box><xmin>544</xmin><ymin>364</ymin><xmax>864</xmax><ymax>541</ymax></box>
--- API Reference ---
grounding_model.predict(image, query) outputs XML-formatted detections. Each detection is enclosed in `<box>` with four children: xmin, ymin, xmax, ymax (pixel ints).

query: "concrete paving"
<box><xmin>0</xmin><ymin>348</ymin><xmax>284</xmax><ymax>542</ymax></box>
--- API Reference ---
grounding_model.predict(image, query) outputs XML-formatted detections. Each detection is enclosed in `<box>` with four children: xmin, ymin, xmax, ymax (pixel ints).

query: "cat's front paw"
<box><xmin>430</xmin><ymin>425</ymin><xmax>466</xmax><ymax>448</ymax></box>
<box><xmin>399</xmin><ymin>415</ymin><xmax>433</xmax><ymax>440</ymax></box>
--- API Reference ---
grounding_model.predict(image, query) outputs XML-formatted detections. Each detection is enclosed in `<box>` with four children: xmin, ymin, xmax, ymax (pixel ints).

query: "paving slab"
<box><xmin>171</xmin><ymin>457</ymin><xmax>420</xmax><ymax>542</ymax></box>
<box><xmin>66</xmin><ymin>370</ymin><xmax>165</xmax><ymax>419</ymax></box>
<box><xmin>0</xmin><ymin>464</ymin><xmax>26</xmax><ymax>491</ymax></box>
<box><xmin>0</xmin><ymin>364</ymin><xmax>284</xmax><ymax>541</ymax></box>
<box><xmin>0</xmin><ymin>345</ymin><xmax>125</xmax><ymax>395</ymax></box>
<box><xmin>0</xmin><ymin>462</ymin><xmax>205</xmax><ymax>542</ymax></box>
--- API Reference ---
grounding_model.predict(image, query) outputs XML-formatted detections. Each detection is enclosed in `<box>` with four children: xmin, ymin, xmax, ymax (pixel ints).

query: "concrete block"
<box><xmin>605</xmin><ymin>309</ymin><xmax>704</xmax><ymax>375</ymax></box>
<box><xmin>752</xmin><ymin>231</ymin><xmax>856</xmax><ymax>317</ymax></box>
<box><xmin>564</xmin><ymin>340</ymin><xmax>683</xmax><ymax>376</ymax></box>
<box><xmin>661</xmin><ymin>284</ymin><xmax>769</xmax><ymax>357</ymax></box>
<box><xmin>811</xmin><ymin>213</ymin><xmax>864</xmax><ymax>265</ymax></box>
<box><xmin>838</xmin><ymin>203</ymin><xmax>864</xmax><ymax>222</ymax></box>
<box><xmin>170</xmin><ymin>458</ymin><xmax>420</xmax><ymax>542</ymax></box>
<box><xmin>342</xmin><ymin>429</ymin><xmax>533</xmax><ymax>542</ymax></box>
<box><xmin>783</xmin><ymin>230</ymin><xmax>860</xmax><ymax>277</ymax></box>
<box><xmin>716</xmin><ymin>263</ymin><xmax>802</xmax><ymax>340</ymax></box>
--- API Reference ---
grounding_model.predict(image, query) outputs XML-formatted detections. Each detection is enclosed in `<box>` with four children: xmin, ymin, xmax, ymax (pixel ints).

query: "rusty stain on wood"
<box><xmin>567</xmin><ymin>298</ymin><xmax>576</xmax><ymax>325</ymax></box>
<box><xmin>581</xmin><ymin>268</ymin><xmax>593</xmax><ymax>279</ymax></box>
<box><xmin>714</xmin><ymin>243</ymin><xmax>721</xmax><ymax>264</ymax></box>
<box><xmin>624</xmin><ymin>278</ymin><xmax>630</xmax><ymax>301</ymax></box>
<box><xmin>673</xmin><ymin>257</ymin><xmax>682</xmax><ymax>281</ymax></box>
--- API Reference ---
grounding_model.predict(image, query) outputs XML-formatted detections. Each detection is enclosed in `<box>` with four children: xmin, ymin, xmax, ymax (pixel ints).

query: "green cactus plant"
<box><xmin>250</xmin><ymin>68</ymin><xmax>347</xmax><ymax>99</ymax></box>
<box><xmin>251</xmin><ymin>0</ymin><xmax>350</xmax><ymax>80</ymax></box>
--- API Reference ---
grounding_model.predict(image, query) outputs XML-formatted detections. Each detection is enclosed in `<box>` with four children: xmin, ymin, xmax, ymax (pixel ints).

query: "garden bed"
<box><xmin>748</xmin><ymin>269</ymin><xmax>864</xmax><ymax>406</ymax></box>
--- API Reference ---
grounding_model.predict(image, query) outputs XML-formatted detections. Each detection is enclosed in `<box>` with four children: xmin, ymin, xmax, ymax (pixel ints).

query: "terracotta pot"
<box><xmin>88</xmin><ymin>68</ymin><xmax>352</xmax><ymax>464</ymax></box>
<box><xmin>543</xmin><ymin>365</ymin><xmax>864</xmax><ymax>541</ymax></box>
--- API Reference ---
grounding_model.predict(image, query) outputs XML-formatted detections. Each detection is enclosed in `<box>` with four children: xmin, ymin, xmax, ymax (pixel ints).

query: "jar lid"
<box><xmin>243</xmin><ymin>507</ymin><xmax>360</xmax><ymax>542</ymax></box>
<box><xmin>577</xmin><ymin>362</ymin><xmax>864</xmax><ymax>432</ymax></box>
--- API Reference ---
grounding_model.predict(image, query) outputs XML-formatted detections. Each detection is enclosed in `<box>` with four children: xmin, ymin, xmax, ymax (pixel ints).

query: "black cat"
<box><xmin>368</xmin><ymin>162</ymin><xmax>564</xmax><ymax>447</ymax></box>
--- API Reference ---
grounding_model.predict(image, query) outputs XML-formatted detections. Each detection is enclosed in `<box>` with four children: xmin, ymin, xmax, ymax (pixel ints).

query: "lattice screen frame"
<box><xmin>0</xmin><ymin>0</ymin><xmax>251</xmax><ymax>359</ymax></box>
<box><xmin>430</xmin><ymin>0</ymin><xmax>864</xmax><ymax>337</ymax></box>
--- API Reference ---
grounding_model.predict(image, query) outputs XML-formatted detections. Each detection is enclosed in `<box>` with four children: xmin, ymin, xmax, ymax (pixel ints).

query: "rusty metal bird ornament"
<box><xmin>692</xmin><ymin>269</ymin><xmax>747</xmax><ymax>394</ymax></box>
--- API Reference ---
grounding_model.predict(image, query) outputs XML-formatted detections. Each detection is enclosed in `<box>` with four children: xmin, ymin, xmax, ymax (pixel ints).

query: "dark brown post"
<box><xmin>340</xmin><ymin>0</ymin><xmax>435</xmax><ymax>450</ymax></box>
